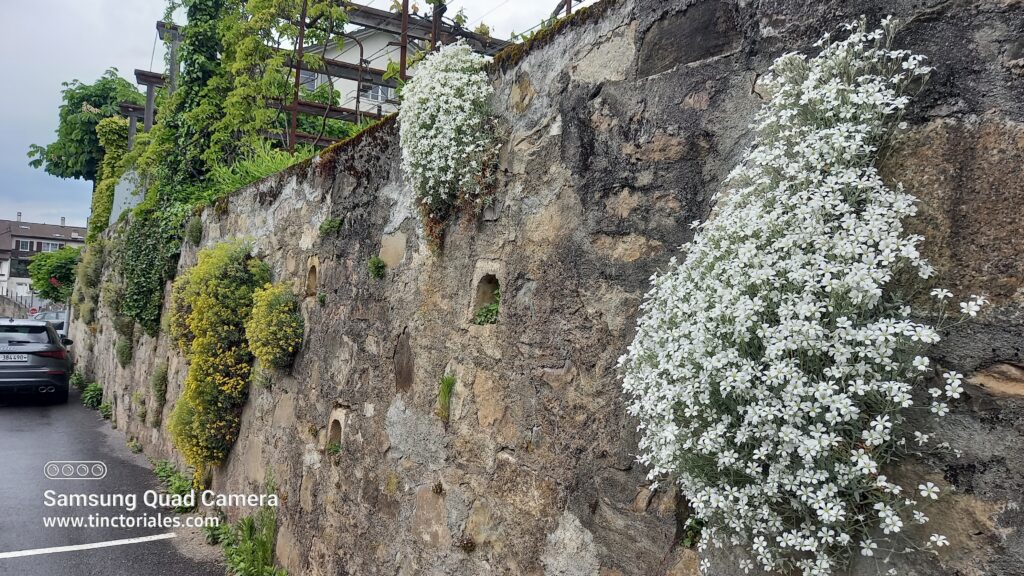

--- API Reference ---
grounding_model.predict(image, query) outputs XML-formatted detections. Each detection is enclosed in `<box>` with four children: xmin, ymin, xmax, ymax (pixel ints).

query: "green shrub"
<box><xmin>326</xmin><ymin>441</ymin><xmax>341</xmax><ymax>456</ymax></box>
<box><xmin>367</xmin><ymin>256</ymin><xmax>386</xmax><ymax>279</ymax></box>
<box><xmin>436</xmin><ymin>375</ymin><xmax>456</xmax><ymax>424</ymax></box>
<box><xmin>82</xmin><ymin>383</ymin><xmax>103</xmax><ymax>409</ymax></box>
<box><xmin>206</xmin><ymin>139</ymin><xmax>314</xmax><ymax>202</ymax></box>
<box><xmin>98</xmin><ymin>403</ymin><xmax>113</xmax><ymax>419</ymax></box>
<box><xmin>69</xmin><ymin>371</ymin><xmax>87</xmax><ymax>391</ymax></box>
<box><xmin>319</xmin><ymin>218</ymin><xmax>343</xmax><ymax>236</ymax></box>
<box><xmin>151</xmin><ymin>361</ymin><xmax>168</xmax><ymax>411</ymax></box>
<box><xmin>221</xmin><ymin>507</ymin><xmax>287</xmax><ymax>576</ymax></box>
<box><xmin>127</xmin><ymin>439</ymin><xmax>143</xmax><ymax>453</ymax></box>
<box><xmin>185</xmin><ymin>216</ymin><xmax>204</xmax><ymax>246</ymax></box>
<box><xmin>472</xmin><ymin>290</ymin><xmax>500</xmax><ymax>325</ymax></box>
<box><xmin>153</xmin><ymin>459</ymin><xmax>196</xmax><ymax>513</ymax></box>
<box><xmin>116</xmin><ymin>338</ymin><xmax>133</xmax><ymax>367</ymax></box>
<box><xmin>246</xmin><ymin>283</ymin><xmax>304</xmax><ymax>369</ymax></box>
<box><xmin>316</xmin><ymin>292</ymin><xmax>326</xmax><ymax>307</ymax></box>
<box><xmin>168</xmin><ymin>241</ymin><xmax>269</xmax><ymax>471</ymax></box>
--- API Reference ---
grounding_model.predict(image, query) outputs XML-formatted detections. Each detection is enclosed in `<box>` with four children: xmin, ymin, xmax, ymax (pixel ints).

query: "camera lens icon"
<box><xmin>44</xmin><ymin>461</ymin><xmax>107</xmax><ymax>480</ymax></box>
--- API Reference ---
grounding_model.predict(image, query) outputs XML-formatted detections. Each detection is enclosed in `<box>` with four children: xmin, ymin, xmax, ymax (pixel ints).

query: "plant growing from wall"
<box><xmin>152</xmin><ymin>361</ymin><xmax>169</xmax><ymax>421</ymax></box>
<box><xmin>436</xmin><ymin>374</ymin><xmax>456</xmax><ymax>425</ymax></box>
<box><xmin>472</xmin><ymin>289</ymin><xmax>500</xmax><ymax>325</ymax></box>
<box><xmin>367</xmin><ymin>256</ymin><xmax>387</xmax><ymax>279</ymax></box>
<box><xmin>89</xmin><ymin>116</ymin><xmax>132</xmax><ymax>240</ymax></box>
<box><xmin>153</xmin><ymin>459</ymin><xmax>196</xmax><ymax>512</ymax></box>
<box><xmin>71</xmin><ymin>239</ymin><xmax>107</xmax><ymax>325</ymax></box>
<box><xmin>220</xmin><ymin>506</ymin><xmax>287</xmax><ymax>576</ymax></box>
<box><xmin>82</xmin><ymin>382</ymin><xmax>104</xmax><ymax>409</ymax></box>
<box><xmin>168</xmin><ymin>241</ymin><xmax>269</xmax><ymax>474</ymax></box>
<box><xmin>620</xmin><ymin>18</ymin><xmax>978</xmax><ymax>576</ymax></box>
<box><xmin>399</xmin><ymin>41</ymin><xmax>496</xmax><ymax>245</ymax></box>
<box><xmin>319</xmin><ymin>218</ymin><xmax>343</xmax><ymax>236</ymax></box>
<box><xmin>185</xmin><ymin>216</ymin><xmax>204</xmax><ymax>246</ymax></box>
<box><xmin>246</xmin><ymin>283</ymin><xmax>304</xmax><ymax>369</ymax></box>
<box><xmin>116</xmin><ymin>338</ymin><xmax>133</xmax><ymax>368</ymax></box>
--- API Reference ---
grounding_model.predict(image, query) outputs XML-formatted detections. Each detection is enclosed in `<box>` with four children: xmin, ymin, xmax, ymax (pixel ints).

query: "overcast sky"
<box><xmin>0</xmin><ymin>0</ymin><xmax>594</xmax><ymax>227</ymax></box>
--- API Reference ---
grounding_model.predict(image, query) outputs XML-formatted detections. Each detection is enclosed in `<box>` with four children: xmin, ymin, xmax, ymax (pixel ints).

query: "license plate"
<box><xmin>0</xmin><ymin>354</ymin><xmax>28</xmax><ymax>362</ymax></box>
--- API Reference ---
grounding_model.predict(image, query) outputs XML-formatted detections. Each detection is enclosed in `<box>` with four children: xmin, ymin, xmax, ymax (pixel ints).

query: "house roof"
<box><xmin>0</xmin><ymin>219</ymin><xmax>86</xmax><ymax>244</ymax></box>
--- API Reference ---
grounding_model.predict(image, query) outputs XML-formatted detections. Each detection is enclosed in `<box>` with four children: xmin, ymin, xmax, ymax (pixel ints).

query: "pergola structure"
<box><xmin>123</xmin><ymin>1</ymin><xmax>514</xmax><ymax>151</ymax></box>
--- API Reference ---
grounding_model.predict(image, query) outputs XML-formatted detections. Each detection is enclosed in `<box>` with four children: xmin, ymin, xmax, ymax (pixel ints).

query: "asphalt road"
<box><xmin>0</xmin><ymin>388</ymin><xmax>223</xmax><ymax>576</ymax></box>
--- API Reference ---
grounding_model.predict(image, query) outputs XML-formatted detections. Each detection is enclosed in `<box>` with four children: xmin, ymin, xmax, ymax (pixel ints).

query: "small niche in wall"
<box><xmin>394</xmin><ymin>328</ymin><xmax>414</xmax><ymax>394</ymax></box>
<box><xmin>305</xmin><ymin>264</ymin><xmax>318</xmax><ymax>297</ymax></box>
<box><xmin>470</xmin><ymin>274</ymin><xmax>500</xmax><ymax>325</ymax></box>
<box><xmin>328</xmin><ymin>418</ymin><xmax>342</xmax><ymax>446</ymax></box>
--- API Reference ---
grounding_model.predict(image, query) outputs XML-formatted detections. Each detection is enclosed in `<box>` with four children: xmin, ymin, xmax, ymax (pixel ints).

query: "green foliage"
<box><xmin>246</xmin><ymin>283</ymin><xmax>304</xmax><ymax>369</ymax></box>
<box><xmin>472</xmin><ymin>289</ymin><xmax>500</xmax><ymax>325</ymax></box>
<box><xmin>436</xmin><ymin>374</ymin><xmax>456</xmax><ymax>424</ymax></box>
<box><xmin>89</xmin><ymin>116</ymin><xmax>132</xmax><ymax>240</ymax></box>
<box><xmin>678</xmin><ymin>517</ymin><xmax>705</xmax><ymax>548</ymax></box>
<box><xmin>28</xmin><ymin>247</ymin><xmax>80</xmax><ymax>302</ymax></box>
<box><xmin>153</xmin><ymin>459</ymin><xmax>196</xmax><ymax>513</ymax></box>
<box><xmin>118</xmin><ymin>205</ymin><xmax>184</xmax><ymax>336</ymax></box>
<box><xmin>28</xmin><ymin>69</ymin><xmax>143</xmax><ymax>182</ymax></box>
<box><xmin>168</xmin><ymin>241</ymin><xmax>270</xmax><ymax>470</ymax></box>
<box><xmin>367</xmin><ymin>256</ymin><xmax>387</xmax><ymax>279</ymax></box>
<box><xmin>316</xmin><ymin>292</ymin><xmax>326</xmax><ymax>307</ymax></box>
<box><xmin>186</xmin><ymin>217</ymin><xmax>204</xmax><ymax>246</ymax></box>
<box><xmin>204</xmin><ymin>514</ymin><xmax>232</xmax><ymax>545</ymax></box>
<box><xmin>128</xmin><ymin>438</ymin><xmax>144</xmax><ymax>453</ymax></box>
<box><xmin>220</xmin><ymin>507</ymin><xmax>287</xmax><ymax>576</ymax></box>
<box><xmin>82</xmin><ymin>382</ymin><xmax>103</xmax><ymax>409</ymax></box>
<box><xmin>205</xmin><ymin>140</ymin><xmax>314</xmax><ymax>204</ymax></box>
<box><xmin>326</xmin><ymin>441</ymin><xmax>341</xmax><ymax>456</ymax></box>
<box><xmin>318</xmin><ymin>218</ymin><xmax>343</xmax><ymax>236</ymax></box>
<box><xmin>99</xmin><ymin>403</ymin><xmax>113</xmax><ymax>420</ymax></box>
<box><xmin>71</xmin><ymin>240</ymin><xmax>106</xmax><ymax>325</ymax></box>
<box><xmin>152</xmin><ymin>361</ymin><xmax>169</xmax><ymax>411</ymax></box>
<box><xmin>116</xmin><ymin>338</ymin><xmax>133</xmax><ymax>368</ymax></box>
<box><xmin>69</xmin><ymin>371</ymin><xmax>87</xmax><ymax>392</ymax></box>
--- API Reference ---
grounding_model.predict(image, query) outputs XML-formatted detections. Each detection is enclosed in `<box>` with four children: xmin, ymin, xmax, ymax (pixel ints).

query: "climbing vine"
<box><xmin>620</xmin><ymin>19</ymin><xmax>979</xmax><ymax>576</ymax></box>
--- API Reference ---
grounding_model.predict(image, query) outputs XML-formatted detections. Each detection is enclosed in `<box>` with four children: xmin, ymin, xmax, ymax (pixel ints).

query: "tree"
<box><xmin>28</xmin><ymin>247</ymin><xmax>82</xmax><ymax>302</ymax></box>
<box><xmin>28</xmin><ymin>69</ymin><xmax>143</xmax><ymax>183</ymax></box>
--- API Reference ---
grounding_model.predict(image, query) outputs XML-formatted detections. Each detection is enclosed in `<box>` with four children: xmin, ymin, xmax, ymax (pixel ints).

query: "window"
<box><xmin>41</xmin><ymin>242</ymin><xmax>64</xmax><ymax>252</ymax></box>
<box><xmin>299</xmin><ymin>70</ymin><xmax>320</xmax><ymax>90</ymax></box>
<box><xmin>16</xmin><ymin>240</ymin><xmax>31</xmax><ymax>251</ymax></box>
<box><xmin>364</xmin><ymin>85</ymin><xmax>395</xmax><ymax>104</ymax></box>
<box><xmin>11</xmin><ymin>260</ymin><xmax>30</xmax><ymax>277</ymax></box>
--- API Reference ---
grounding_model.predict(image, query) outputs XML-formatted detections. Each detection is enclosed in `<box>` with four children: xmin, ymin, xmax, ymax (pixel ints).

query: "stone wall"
<box><xmin>70</xmin><ymin>1</ymin><xmax>1024</xmax><ymax>575</ymax></box>
<box><xmin>0</xmin><ymin>294</ymin><xmax>28</xmax><ymax>318</ymax></box>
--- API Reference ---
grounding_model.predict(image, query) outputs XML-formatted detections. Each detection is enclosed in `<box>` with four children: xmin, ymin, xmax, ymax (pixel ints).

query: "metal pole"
<box><xmin>566</xmin><ymin>0</ymin><xmax>572</xmax><ymax>16</ymax></box>
<box><xmin>289</xmin><ymin>0</ymin><xmax>310</xmax><ymax>153</ymax></box>
<box><xmin>144</xmin><ymin>85</ymin><xmax>156</xmax><ymax>132</ymax></box>
<box><xmin>399</xmin><ymin>0</ymin><xmax>409</xmax><ymax>80</ymax></box>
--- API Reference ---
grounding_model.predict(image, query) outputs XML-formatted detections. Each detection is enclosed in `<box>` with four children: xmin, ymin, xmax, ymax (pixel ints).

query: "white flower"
<box><xmin>929</xmin><ymin>534</ymin><xmax>949</xmax><ymax>547</ymax></box>
<box><xmin>959</xmin><ymin>300</ymin><xmax>981</xmax><ymax>316</ymax></box>
<box><xmin>619</xmin><ymin>17</ymin><xmax>941</xmax><ymax>576</ymax></box>
<box><xmin>930</xmin><ymin>288</ymin><xmax>952</xmax><ymax>300</ymax></box>
<box><xmin>918</xmin><ymin>482</ymin><xmax>940</xmax><ymax>500</ymax></box>
<box><xmin>912</xmin><ymin>356</ymin><xmax>930</xmax><ymax>372</ymax></box>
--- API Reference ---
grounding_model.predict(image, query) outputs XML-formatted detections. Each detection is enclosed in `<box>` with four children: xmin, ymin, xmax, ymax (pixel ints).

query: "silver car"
<box><xmin>0</xmin><ymin>318</ymin><xmax>73</xmax><ymax>403</ymax></box>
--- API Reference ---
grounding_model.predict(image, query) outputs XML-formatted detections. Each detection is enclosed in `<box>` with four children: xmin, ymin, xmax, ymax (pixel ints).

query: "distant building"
<box><xmin>302</xmin><ymin>27</ymin><xmax>403</xmax><ymax>116</ymax></box>
<box><xmin>0</xmin><ymin>213</ymin><xmax>85</xmax><ymax>304</ymax></box>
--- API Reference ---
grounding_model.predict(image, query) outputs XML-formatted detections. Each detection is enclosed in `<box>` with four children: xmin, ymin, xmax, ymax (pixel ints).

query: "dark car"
<box><xmin>0</xmin><ymin>318</ymin><xmax>73</xmax><ymax>403</ymax></box>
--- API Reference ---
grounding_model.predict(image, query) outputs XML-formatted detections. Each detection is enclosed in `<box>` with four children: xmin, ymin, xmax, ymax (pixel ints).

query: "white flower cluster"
<box><xmin>399</xmin><ymin>41</ymin><xmax>494</xmax><ymax>222</ymax></box>
<box><xmin>620</xmin><ymin>18</ymin><xmax>971</xmax><ymax>576</ymax></box>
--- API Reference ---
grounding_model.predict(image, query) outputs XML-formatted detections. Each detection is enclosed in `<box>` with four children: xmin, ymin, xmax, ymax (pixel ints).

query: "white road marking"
<box><xmin>0</xmin><ymin>533</ymin><xmax>176</xmax><ymax>559</ymax></box>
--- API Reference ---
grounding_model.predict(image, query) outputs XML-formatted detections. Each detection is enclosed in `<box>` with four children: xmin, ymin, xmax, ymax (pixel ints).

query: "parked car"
<box><xmin>0</xmin><ymin>318</ymin><xmax>73</xmax><ymax>403</ymax></box>
<box><xmin>32</xmin><ymin>310</ymin><xmax>68</xmax><ymax>337</ymax></box>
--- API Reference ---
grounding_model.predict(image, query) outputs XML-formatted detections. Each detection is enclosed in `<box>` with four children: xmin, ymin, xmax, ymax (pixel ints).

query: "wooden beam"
<box><xmin>265</xmin><ymin>131</ymin><xmax>339</xmax><ymax>148</ymax></box>
<box><xmin>134</xmin><ymin>69</ymin><xmax>166</xmax><ymax>87</ymax></box>
<box><xmin>267</xmin><ymin>98</ymin><xmax>381</xmax><ymax>123</ymax></box>
<box><xmin>343</xmin><ymin>2</ymin><xmax>510</xmax><ymax>56</ymax></box>
<box><xmin>280</xmin><ymin>50</ymin><xmax>398</xmax><ymax>89</ymax></box>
